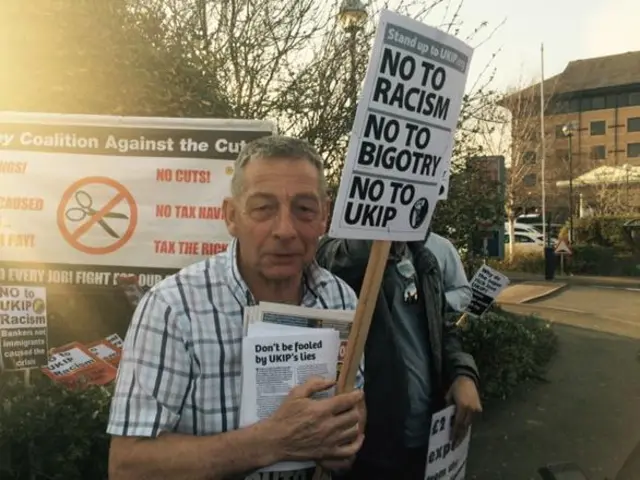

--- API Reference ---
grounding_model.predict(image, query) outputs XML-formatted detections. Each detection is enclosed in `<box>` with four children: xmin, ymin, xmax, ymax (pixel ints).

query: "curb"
<box><xmin>505</xmin><ymin>272</ymin><xmax>640</xmax><ymax>290</ymax></box>
<box><xmin>496</xmin><ymin>282</ymin><xmax>569</xmax><ymax>306</ymax></box>
<box><xmin>519</xmin><ymin>282</ymin><xmax>569</xmax><ymax>304</ymax></box>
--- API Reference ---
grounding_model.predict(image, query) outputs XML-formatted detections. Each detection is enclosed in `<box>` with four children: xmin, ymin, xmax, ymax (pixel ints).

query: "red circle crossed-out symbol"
<box><xmin>56</xmin><ymin>176</ymin><xmax>138</xmax><ymax>255</ymax></box>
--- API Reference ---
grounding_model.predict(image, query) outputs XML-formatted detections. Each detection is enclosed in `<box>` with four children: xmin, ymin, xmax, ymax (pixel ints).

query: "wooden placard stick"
<box><xmin>455</xmin><ymin>312</ymin><xmax>469</xmax><ymax>328</ymax></box>
<box><xmin>312</xmin><ymin>239</ymin><xmax>392</xmax><ymax>480</ymax></box>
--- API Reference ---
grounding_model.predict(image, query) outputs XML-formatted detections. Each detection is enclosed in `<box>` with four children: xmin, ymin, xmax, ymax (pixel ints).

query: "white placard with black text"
<box><xmin>0</xmin><ymin>285</ymin><xmax>48</xmax><ymax>371</ymax></box>
<box><xmin>424</xmin><ymin>405</ymin><xmax>470</xmax><ymax>480</ymax></box>
<box><xmin>466</xmin><ymin>265</ymin><xmax>510</xmax><ymax>317</ymax></box>
<box><xmin>330</xmin><ymin>9</ymin><xmax>474</xmax><ymax>241</ymax></box>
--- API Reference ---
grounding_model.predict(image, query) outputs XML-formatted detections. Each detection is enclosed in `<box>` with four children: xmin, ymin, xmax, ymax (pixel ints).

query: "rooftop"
<box><xmin>510</xmin><ymin>50</ymin><xmax>640</xmax><ymax>99</ymax></box>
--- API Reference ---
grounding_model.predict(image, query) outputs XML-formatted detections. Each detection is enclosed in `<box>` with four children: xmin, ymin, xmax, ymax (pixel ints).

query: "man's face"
<box><xmin>223</xmin><ymin>156</ymin><xmax>328</xmax><ymax>282</ymax></box>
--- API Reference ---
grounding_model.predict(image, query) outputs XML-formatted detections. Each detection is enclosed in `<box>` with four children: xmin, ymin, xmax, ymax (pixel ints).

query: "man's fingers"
<box><xmin>325</xmin><ymin>389</ymin><xmax>364</xmax><ymax>415</ymax></box>
<box><xmin>452</xmin><ymin>408</ymin><xmax>472</xmax><ymax>447</ymax></box>
<box><xmin>291</xmin><ymin>377</ymin><xmax>336</xmax><ymax>398</ymax></box>
<box><xmin>322</xmin><ymin>406</ymin><xmax>360</xmax><ymax>436</ymax></box>
<box><xmin>333</xmin><ymin>423</ymin><xmax>360</xmax><ymax>445</ymax></box>
<box><xmin>329</xmin><ymin>433</ymin><xmax>365</xmax><ymax>459</ymax></box>
<box><xmin>451</xmin><ymin>408</ymin><xmax>466</xmax><ymax>442</ymax></box>
<box><xmin>445</xmin><ymin>387</ymin><xmax>454</xmax><ymax>405</ymax></box>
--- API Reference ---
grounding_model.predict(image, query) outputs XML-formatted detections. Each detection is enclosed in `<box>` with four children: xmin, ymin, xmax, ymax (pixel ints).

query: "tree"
<box><xmin>1</xmin><ymin>0</ymin><xmax>504</xmax><ymax>264</ymax></box>
<box><xmin>0</xmin><ymin>0</ymin><xmax>231</xmax><ymax>117</ymax></box>
<box><xmin>477</xmin><ymin>80</ymin><xmax>559</xmax><ymax>258</ymax></box>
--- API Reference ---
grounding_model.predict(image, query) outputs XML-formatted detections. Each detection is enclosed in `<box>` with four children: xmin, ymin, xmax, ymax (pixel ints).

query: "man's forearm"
<box><xmin>109</xmin><ymin>421</ymin><xmax>282</xmax><ymax>480</ymax></box>
<box><xmin>445</xmin><ymin>286</ymin><xmax>472</xmax><ymax>313</ymax></box>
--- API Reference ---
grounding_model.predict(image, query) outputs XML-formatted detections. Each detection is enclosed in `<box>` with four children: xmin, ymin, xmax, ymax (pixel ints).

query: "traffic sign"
<box><xmin>554</xmin><ymin>239</ymin><xmax>572</xmax><ymax>255</ymax></box>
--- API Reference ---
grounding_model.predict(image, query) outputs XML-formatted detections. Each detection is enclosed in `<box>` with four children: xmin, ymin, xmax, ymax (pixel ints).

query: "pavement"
<box><xmin>496</xmin><ymin>281</ymin><xmax>568</xmax><ymax>305</ymax></box>
<box><xmin>505</xmin><ymin>271</ymin><xmax>640</xmax><ymax>290</ymax></box>
<box><xmin>467</xmin><ymin>284</ymin><xmax>640</xmax><ymax>480</ymax></box>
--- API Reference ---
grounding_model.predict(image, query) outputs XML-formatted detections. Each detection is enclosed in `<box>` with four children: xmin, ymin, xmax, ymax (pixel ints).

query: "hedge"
<box><xmin>492</xmin><ymin>245</ymin><xmax>640</xmax><ymax>277</ymax></box>
<box><xmin>460</xmin><ymin>306</ymin><xmax>558</xmax><ymax>401</ymax></box>
<box><xmin>0</xmin><ymin>308</ymin><xmax>558</xmax><ymax>479</ymax></box>
<box><xmin>573</xmin><ymin>215</ymin><xmax>638</xmax><ymax>252</ymax></box>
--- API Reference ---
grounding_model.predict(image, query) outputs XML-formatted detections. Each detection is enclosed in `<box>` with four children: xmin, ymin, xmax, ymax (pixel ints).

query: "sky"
<box><xmin>451</xmin><ymin>0</ymin><xmax>640</xmax><ymax>91</ymax></box>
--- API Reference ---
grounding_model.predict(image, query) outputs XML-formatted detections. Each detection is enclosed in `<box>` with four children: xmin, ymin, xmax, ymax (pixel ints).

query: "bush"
<box><xmin>568</xmin><ymin>244</ymin><xmax>640</xmax><ymax>276</ymax></box>
<box><xmin>0</xmin><ymin>308</ymin><xmax>559</xmax><ymax>476</ymax></box>
<box><xmin>489</xmin><ymin>250</ymin><xmax>545</xmax><ymax>274</ymax></box>
<box><xmin>573</xmin><ymin>216</ymin><xmax>636</xmax><ymax>251</ymax></box>
<box><xmin>460</xmin><ymin>306</ymin><xmax>558</xmax><ymax>401</ymax></box>
<box><xmin>0</xmin><ymin>373</ymin><xmax>112</xmax><ymax>480</ymax></box>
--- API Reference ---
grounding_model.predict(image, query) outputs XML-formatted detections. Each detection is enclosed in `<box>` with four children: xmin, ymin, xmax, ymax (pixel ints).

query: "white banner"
<box><xmin>0</xmin><ymin>285</ymin><xmax>48</xmax><ymax>370</ymax></box>
<box><xmin>0</xmin><ymin>113</ymin><xmax>275</xmax><ymax>286</ymax></box>
<box><xmin>329</xmin><ymin>10</ymin><xmax>474</xmax><ymax>241</ymax></box>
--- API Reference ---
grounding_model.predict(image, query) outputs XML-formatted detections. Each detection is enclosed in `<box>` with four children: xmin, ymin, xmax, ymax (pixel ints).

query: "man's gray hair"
<box><xmin>230</xmin><ymin>135</ymin><xmax>328</xmax><ymax>198</ymax></box>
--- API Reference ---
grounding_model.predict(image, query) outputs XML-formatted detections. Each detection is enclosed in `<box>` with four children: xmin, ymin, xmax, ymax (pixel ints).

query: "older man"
<box><xmin>107</xmin><ymin>136</ymin><xmax>365</xmax><ymax>480</ymax></box>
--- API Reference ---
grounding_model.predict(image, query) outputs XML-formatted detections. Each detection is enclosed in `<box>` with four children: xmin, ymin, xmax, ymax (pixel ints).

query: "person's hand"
<box><xmin>317</xmin><ymin>395</ymin><xmax>366</xmax><ymax>472</ymax></box>
<box><xmin>266</xmin><ymin>377</ymin><xmax>365</xmax><ymax>463</ymax></box>
<box><xmin>445</xmin><ymin>375</ymin><xmax>482</xmax><ymax>448</ymax></box>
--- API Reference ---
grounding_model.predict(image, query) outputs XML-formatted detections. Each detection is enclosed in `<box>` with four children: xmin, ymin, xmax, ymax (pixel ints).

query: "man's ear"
<box><xmin>320</xmin><ymin>198</ymin><xmax>331</xmax><ymax>234</ymax></box>
<box><xmin>223</xmin><ymin>197</ymin><xmax>238</xmax><ymax>237</ymax></box>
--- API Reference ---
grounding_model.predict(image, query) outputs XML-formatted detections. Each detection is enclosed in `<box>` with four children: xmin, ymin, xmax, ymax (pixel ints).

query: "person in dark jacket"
<box><xmin>316</xmin><ymin>238</ymin><xmax>482</xmax><ymax>480</ymax></box>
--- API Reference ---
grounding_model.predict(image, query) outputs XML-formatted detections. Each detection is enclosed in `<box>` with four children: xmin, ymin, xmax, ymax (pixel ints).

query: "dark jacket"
<box><xmin>315</xmin><ymin>238</ymin><xmax>480</xmax><ymax>468</ymax></box>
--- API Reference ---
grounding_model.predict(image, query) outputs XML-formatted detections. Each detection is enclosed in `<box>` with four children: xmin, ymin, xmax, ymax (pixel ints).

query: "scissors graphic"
<box><xmin>64</xmin><ymin>190</ymin><xmax>129</xmax><ymax>238</ymax></box>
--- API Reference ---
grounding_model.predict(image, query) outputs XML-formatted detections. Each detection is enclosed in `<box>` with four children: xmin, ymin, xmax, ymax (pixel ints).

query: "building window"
<box><xmin>628</xmin><ymin>143</ymin><xmax>640</xmax><ymax>158</ymax></box>
<box><xmin>619</xmin><ymin>93</ymin><xmax>630</xmax><ymax>108</ymax></box>
<box><xmin>580</xmin><ymin>97</ymin><xmax>591</xmax><ymax>111</ymax></box>
<box><xmin>606</xmin><ymin>94</ymin><xmax>617</xmax><ymax>109</ymax></box>
<box><xmin>569</xmin><ymin>98</ymin><xmax>580</xmax><ymax>112</ymax></box>
<box><xmin>591</xmin><ymin>96</ymin><xmax>605</xmax><ymax>110</ymax></box>
<box><xmin>555</xmin><ymin>125</ymin><xmax>565</xmax><ymax>138</ymax></box>
<box><xmin>630</xmin><ymin>92</ymin><xmax>640</xmax><ymax>106</ymax></box>
<box><xmin>590</xmin><ymin>120</ymin><xmax>606</xmax><ymax>135</ymax></box>
<box><xmin>590</xmin><ymin>145</ymin><xmax>606</xmax><ymax>160</ymax></box>
<box><xmin>523</xmin><ymin>173</ymin><xmax>537</xmax><ymax>187</ymax></box>
<box><xmin>628</xmin><ymin>117</ymin><xmax>640</xmax><ymax>132</ymax></box>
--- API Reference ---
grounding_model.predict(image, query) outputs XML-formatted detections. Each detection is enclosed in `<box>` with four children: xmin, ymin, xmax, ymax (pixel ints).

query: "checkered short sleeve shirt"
<box><xmin>107</xmin><ymin>238</ymin><xmax>362</xmax><ymax>438</ymax></box>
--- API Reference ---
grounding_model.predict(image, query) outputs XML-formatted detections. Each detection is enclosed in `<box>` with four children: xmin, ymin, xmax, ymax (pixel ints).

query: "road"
<box><xmin>512</xmin><ymin>285</ymin><xmax>640</xmax><ymax>338</ymax></box>
<box><xmin>467</xmin><ymin>284</ymin><xmax>640</xmax><ymax>479</ymax></box>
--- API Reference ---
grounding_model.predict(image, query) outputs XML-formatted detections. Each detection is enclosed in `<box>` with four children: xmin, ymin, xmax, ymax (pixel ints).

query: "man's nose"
<box><xmin>272</xmin><ymin>207</ymin><xmax>297</xmax><ymax>239</ymax></box>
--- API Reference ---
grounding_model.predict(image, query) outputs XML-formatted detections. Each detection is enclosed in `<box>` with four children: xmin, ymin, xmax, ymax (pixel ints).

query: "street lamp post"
<box><xmin>338</xmin><ymin>0</ymin><xmax>368</xmax><ymax>110</ymax></box>
<box><xmin>562</xmin><ymin>121</ymin><xmax>578</xmax><ymax>242</ymax></box>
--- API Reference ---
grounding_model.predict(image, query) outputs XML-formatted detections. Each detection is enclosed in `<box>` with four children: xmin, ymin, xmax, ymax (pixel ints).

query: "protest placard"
<box><xmin>106</xmin><ymin>332</ymin><xmax>124</xmax><ymax>349</ymax></box>
<box><xmin>466</xmin><ymin>265</ymin><xmax>510</xmax><ymax>317</ymax></box>
<box><xmin>424</xmin><ymin>405</ymin><xmax>470</xmax><ymax>480</ymax></box>
<box><xmin>42</xmin><ymin>341</ymin><xmax>117</xmax><ymax>388</ymax></box>
<box><xmin>0</xmin><ymin>112</ymin><xmax>275</xmax><ymax>288</ymax></box>
<box><xmin>329</xmin><ymin>9</ymin><xmax>473</xmax><ymax>242</ymax></box>
<box><xmin>87</xmin><ymin>338</ymin><xmax>122</xmax><ymax>369</ymax></box>
<box><xmin>0</xmin><ymin>285</ymin><xmax>48</xmax><ymax>371</ymax></box>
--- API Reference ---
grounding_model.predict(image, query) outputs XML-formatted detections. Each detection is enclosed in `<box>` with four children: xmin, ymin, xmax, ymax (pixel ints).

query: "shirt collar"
<box><xmin>224</xmin><ymin>238</ymin><xmax>326</xmax><ymax>308</ymax></box>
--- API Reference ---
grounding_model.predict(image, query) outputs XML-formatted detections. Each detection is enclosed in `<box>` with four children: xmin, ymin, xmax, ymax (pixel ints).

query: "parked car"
<box><xmin>505</xmin><ymin>222</ymin><xmax>542</xmax><ymax>236</ymax></box>
<box><xmin>505</xmin><ymin>231</ymin><xmax>545</xmax><ymax>251</ymax></box>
